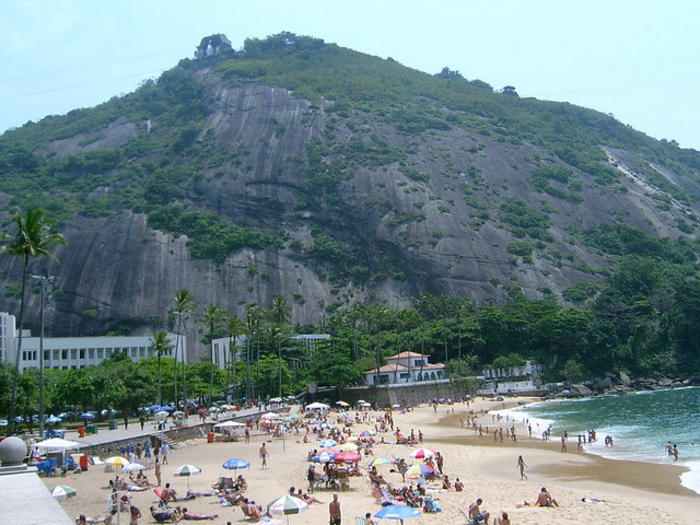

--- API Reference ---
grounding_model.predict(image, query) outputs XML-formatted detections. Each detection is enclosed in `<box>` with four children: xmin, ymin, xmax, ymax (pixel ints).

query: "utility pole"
<box><xmin>30</xmin><ymin>274</ymin><xmax>53</xmax><ymax>439</ymax></box>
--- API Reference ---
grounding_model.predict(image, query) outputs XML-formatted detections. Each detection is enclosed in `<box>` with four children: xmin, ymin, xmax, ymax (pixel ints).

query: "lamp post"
<box><xmin>30</xmin><ymin>274</ymin><xmax>53</xmax><ymax>438</ymax></box>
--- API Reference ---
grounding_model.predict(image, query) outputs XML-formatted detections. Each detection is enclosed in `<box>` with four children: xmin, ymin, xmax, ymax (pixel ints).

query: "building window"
<box><xmin>88</xmin><ymin>348</ymin><xmax>95</xmax><ymax>359</ymax></box>
<box><xmin>97</xmin><ymin>348</ymin><xmax>103</xmax><ymax>358</ymax></box>
<box><xmin>70</xmin><ymin>349</ymin><xmax>77</xmax><ymax>359</ymax></box>
<box><xmin>61</xmin><ymin>350</ymin><xmax>68</xmax><ymax>360</ymax></box>
<box><xmin>414</xmin><ymin>359</ymin><xmax>425</xmax><ymax>367</ymax></box>
<box><xmin>399</xmin><ymin>372</ymin><xmax>410</xmax><ymax>379</ymax></box>
<box><xmin>379</xmin><ymin>374</ymin><xmax>389</xmax><ymax>384</ymax></box>
<box><xmin>79</xmin><ymin>349</ymin><xmax>85</xmax><ymax>359</ymax></box>
<box><xmin>44</xmin><ymin>350</ymin><xmax>50</xmax><ymax>361</ymax></box>
<box><xmin>54</xmin><ymin>349</ymin><xmax>60</xmax><ymax>360</ymax></box>
<box><xmin>139</xmin><ymin>348</ymin><xmax>145</xmax><ymax>357</ymax></box>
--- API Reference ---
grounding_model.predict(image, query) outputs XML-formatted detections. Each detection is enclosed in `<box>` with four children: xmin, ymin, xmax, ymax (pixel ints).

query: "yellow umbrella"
<box><xmin>105</xmin><ymin>456</ymin><xmax>130</xmax><ymax>468</ymax></box>
<box><xmin>338</xmin><ymin>442</ymin><xmax>358</xmax><ymax>451</ymax></box>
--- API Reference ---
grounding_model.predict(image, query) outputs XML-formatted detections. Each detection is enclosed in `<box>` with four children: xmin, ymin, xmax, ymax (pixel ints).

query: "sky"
<box><xmin>1</xmin><ymin>0</ymin><xmax>699</xmax><ymax>150</ymax></box>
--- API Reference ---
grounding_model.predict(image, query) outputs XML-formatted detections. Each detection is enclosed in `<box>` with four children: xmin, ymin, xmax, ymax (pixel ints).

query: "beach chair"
<box><xmin>355</xmin><ymin>517</ymin><xmax>366</xmax><ymax>525</ymax></box>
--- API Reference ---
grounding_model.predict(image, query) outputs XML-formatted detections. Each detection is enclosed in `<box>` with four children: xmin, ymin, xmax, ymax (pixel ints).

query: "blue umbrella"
<box><xmin>160</xmin><ymin>406</ymin><xmax>174</xmax><ymax>412</ymax></box>
<box><xmin>46</xmin><ymin>415</ymin><xmax>62</xmax><ymax>424</ymax></box>
<box><xmin>149</xmin><ymin>404</ymin><xmax>161</xmax><ymax>411</ymax></box>
<box><xmin>375</xmin><ymin>505</ymin><xmax>422</xmax><ymax>524</ymax></box>
<box><xmin>80</xmin><ymin>413</ymin><xmax>95</xmax><ymax>420</ymax></box>
<box><xmin>222</xmin><ymin>458</ymin><xmax>250</xmax><ymax>470</ymax></box>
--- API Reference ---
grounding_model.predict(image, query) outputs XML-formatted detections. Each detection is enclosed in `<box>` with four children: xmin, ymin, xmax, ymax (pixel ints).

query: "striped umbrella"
<box><xmin>406</xmin><ymin>464</ymin><xmax>434</xmax><ymax>478</ymax></box>
<box><xmin>409</xmin><ymin>448</ymin><xmax>437</xmax><ymax>459</ymax></box>
<box><xmin>313</xmin><ymin>451</ymin><xmax>336</xmax><ymax>463</ymax></box>
<box><xmin>174</xmin><ymin>464</ymin><xmax>201</xmax><ymax>490</ymax></box>
<box><xmin>368</xmin><ymin>457</ymin><xmax>393</xmax><ymax>467</ymax></box>
<box><xmin>50</xmin><ymin>485</ymin><xmax>77</xmax><ymax>500</ymax></box>
<box><xmin>319</xmin><ymin>439</ymin><xmax>337</xmax><ymax>448</ymax></box>
<box><xmin>267</xmin><ymin>495</ymin><xmax>308</xmax><ymax>524</ymax></box>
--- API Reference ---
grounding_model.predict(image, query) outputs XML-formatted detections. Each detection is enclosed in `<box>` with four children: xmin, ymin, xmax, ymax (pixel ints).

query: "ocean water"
<box><xmin>493</xmin><ymin>386</ymin><xmax>700</xmax><ymax>494</ymax></box>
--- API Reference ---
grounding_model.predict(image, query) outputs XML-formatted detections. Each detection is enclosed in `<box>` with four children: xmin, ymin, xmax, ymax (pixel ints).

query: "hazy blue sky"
<box><xmin>2</xmin><ymin>0</ymin><xmax>698</xmax><ymax>149</ymax></box>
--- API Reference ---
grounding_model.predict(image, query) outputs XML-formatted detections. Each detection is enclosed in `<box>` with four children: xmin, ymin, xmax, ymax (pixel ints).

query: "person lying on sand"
<box><xmin>76</xmin><ymin>512</ymin><xmax>115</xmax><ymax>525</ymax></box>
<box><xmin>177</xmin><ymin>507</ymin><xmax>218</xmax><ymax>520</ymax></box>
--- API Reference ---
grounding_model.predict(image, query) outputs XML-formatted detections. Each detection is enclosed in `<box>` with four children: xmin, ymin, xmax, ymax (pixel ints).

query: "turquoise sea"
<box><xmin>496</xmin><ymin>386</ymin><xmax>700</xmax><ymax>494</ymax></box>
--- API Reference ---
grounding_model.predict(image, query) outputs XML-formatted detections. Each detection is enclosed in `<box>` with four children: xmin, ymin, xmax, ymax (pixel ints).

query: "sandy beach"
<box><xmin>43</xmin><ymin>398</ymin><xmax>699</xmax><ymax>525</ymax></box>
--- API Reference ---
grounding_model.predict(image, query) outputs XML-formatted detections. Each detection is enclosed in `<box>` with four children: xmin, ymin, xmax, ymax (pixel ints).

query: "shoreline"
<box><xmin>433</xmin><ymin>411</ymin><xmax>695</xmax><ymax>497</ymax></box>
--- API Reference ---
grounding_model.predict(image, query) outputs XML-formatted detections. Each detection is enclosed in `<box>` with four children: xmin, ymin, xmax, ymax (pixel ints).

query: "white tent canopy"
<box><xmin>214</xmin><ymin>420</ymin><xmax>246</xmax><ymax>428</ymax></box>
<box><xmin>33</xmin><ymin>438</ymin><xmax>82</xmax><ymax>452</ymax></box>
<box><xmin>305</xmin><ymin>402</ymin><xmax>330</xmax><ymax>410</ymax></box>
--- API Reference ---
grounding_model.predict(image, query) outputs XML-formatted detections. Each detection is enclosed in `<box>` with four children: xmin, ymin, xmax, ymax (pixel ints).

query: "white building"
<box><xmin>0</xmin><ymin>312</ymin><xmax>185</xmax><ymax>372</ymax></box>
<box><xmin>364</xmin><ymin>351</ymin><xmax>446</xmax><ymax>386</ymax></box>
<box><xmin>211</xmin><ymin>333</ymin><xmax>331</xmax><ymax>370</ymax></box>
<box><xmin>478</xmin><ymin>360</ymin><xmax>544</xmax><ymax>394</ymax></box>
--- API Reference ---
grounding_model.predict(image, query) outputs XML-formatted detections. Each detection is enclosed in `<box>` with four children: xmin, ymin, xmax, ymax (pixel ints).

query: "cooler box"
<box><xmin>79</xmin><ymin>455</ymin><xmax>89</xmax><ymax>471</ymax></box>
<box><xmin>207</xmin><ymin>432</ymin><xmax>215</xmax><ymax>443</ymax></box>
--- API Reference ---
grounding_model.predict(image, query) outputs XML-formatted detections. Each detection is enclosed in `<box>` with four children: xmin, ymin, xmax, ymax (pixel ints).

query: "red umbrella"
<box><xmin>334</xmin><ymin>451</ymin><xmax>362</xmax><ymax>464</ymax></box>
<box><xmin>409</xmin><ymin>448</ymin><xmax>437</xmax><ymax>459</ymax></box>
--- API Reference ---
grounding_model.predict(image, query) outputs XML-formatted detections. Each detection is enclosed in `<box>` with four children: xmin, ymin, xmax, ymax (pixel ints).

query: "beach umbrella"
<box><xmin>406</xmin><ymin>464</ymin><xmax>433</xmax><ymax>478</ymax></box>
<box><xmin>359</xmin><ymin>430</ymin><xmax>373</xmax><ymax>438</ymax></box>
<box><xmin>154</xmin><ymin>410</ymin><xmax>169</xmax><ymax>420</ymax></box>
<box><xmin>148</xmin><ymin>404</ymin><xmax>161</xmax><ymax>411</ymax></box>
<box><xmin>222</xmin><ymin>458</ymin><xmax>250</xmax><ymax>470</ymax></box>
<box><xmin>337</xmin><ymin>442</ymin><xmax>358</xmax><ymax>451</ymax></box>
<box><xmin>269</xmin><ymin>397</ymin><xmax>283</xmax><ymax>403</ymax></box>
<box><xmin>122</xmin><ymin>462</ymin><xmax>146</xmax><ymax>472</ymax></box>
<box><xmin>368</xmin><ymin>457</ymin><xmax>393</xmax><ymax>468</ymax></box>
<box><xmin>313</xmin><ymin>451</ymin><xmax>336</xmax><ymax>463</ymax></box>
<box><xmin>160</xmin><ymin>405</ymin><xmax>174</xmax><ymax>412</ymax></box>
<box><xmin>267</xmin><ymin>495</ymin><xmax>309</xmax><ymax>524</ymax></box>
<box><xmin>320</xmin><ymin>422</ymin><xmax>333</xmax><ymax>429</ymax></box>
<box><xmin>50</xmin><ymin>485</ymin><xmax>77</xmax><ymax>501</ymax></box>
<box><xmin>334</xmin><ymin>451</ymin><xmax>361</xmax><ymax>464</ymax></box>
<box><xmin>410</xmin><ymin>448</ymin><xmax>437</xmax><ymax>459</ymax></box>
<box><xmin>335</xmin><ymin>400</ymin><xmax>350</xmax><ymax>407</ymax></box>
<box><xmin>319</xmin><ymin>439</ymin><xmax>337</xmax><ymax>448</ymax></box>
<box><xmin>174</xmin><ymin>464</ymin><xmax>201</xmax><ymax>490</ymax></box>
<box><xmin>45</xmin><ymin>415</ymin><xmax>62</xmax><ymax>424</ymax></box>
<box><xmin>80</xmin><ymin>412</ymin><xmax>95</xmax><ymax>420</ymax></box>
<box><xmin>105</xmin><ymin>456</ymin><xmax>130</xmax><ymax>468</ymax></box>
<box><xmin>375</xmin><ymin>504</ymin><xmax>421</xmax><ymax>524</ymax></box>
<box><xmin>316</xmin><ymin>448</ymin><xmax>339</xmax><ymax>455</ymax></box>
<box><xmin>289</xmin><ymin>414</ymin><xmax>300</xmax><ymax>419</ymax></box>
<box><xmin>261</xmin><ymin>412</ymin><xmax>280</xmax><ymax>419</ymax></box>
<box><xmin>391</xmin><ymin>404</ymin><xmax>401</xmax><ymax>409</ymax></box>
<box><xmin>356</xmin><ymin>400</ymin><xmax>367</xmax><ymax>404</ymax></box>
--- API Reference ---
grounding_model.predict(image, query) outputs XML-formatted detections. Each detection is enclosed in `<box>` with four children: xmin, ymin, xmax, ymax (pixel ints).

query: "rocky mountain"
<box><xmin>1</xmin><ymin>32</ymin><xmax>699</xmax><ymax>359</ymax></box>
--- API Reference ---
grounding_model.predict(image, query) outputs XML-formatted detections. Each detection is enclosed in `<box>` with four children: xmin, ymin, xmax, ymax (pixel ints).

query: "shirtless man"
<box><xmin>329</xmin><ymin>493</ymin><xmax>341</xmax><ymax>525</ymax></box>
<box><xmin>259</xmin><ymin>443</ymin><xmax>268</xmax><ymax>469</ymax></box>
<box><xmin>161</xmin><ymin>482</ymin><xmax>177</xmax><ymax>502</ymax></box>
<box><xmin>468</xmin><ymin>498</ymin><xmax>490</xmax><ymax>524</ymax></box>
<box><xmin>535</xmin><ymin>487</ymin><xmax>559</xmax><ymax>507</ymax></box>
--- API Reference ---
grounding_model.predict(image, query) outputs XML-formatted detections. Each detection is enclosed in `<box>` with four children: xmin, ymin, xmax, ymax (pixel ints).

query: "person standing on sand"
<box><xmin>154</xmin><ymin>458</ymin><xmax>161</xmax><ymax>486</ymax></box>
<box><xmin>161</xmin><ymin>442</ymin><xmax>169</xmax><ymax>464</ymax></box>
<box><xmin>560</xmin><ymin>435</ymin><xmax>567</xmax><ymax>453</ymax></box>
<box><xmin>260</xmin><ymin>443</ymin><xmax>268</xmax><ymax>469</ymax></box>
<box><xmin>329</xmin><ymin>493</ymin><xmax>341</xmax><ymax>525</ymax></box>
<box><xmin>517</xmin><ymin>455</ymin><xmax>527</xmax><ymax>480</ymax></box>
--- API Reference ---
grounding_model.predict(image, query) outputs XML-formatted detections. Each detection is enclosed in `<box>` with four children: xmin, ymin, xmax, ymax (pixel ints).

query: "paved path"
<box><xmin>58</xmin><ymin>406</ymin><xmax>283</xmax><ymax>447</ymax></box>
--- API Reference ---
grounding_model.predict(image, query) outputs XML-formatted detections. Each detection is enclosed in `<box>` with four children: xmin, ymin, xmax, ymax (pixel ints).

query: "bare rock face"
<box><xmin>1</xmin><ymin>55</ymin><xmax>698</xmax><ymax>361</ymax></box>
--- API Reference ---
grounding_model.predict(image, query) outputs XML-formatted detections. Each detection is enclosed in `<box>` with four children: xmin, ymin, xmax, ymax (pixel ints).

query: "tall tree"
<box><xmin>244</xmin><ymin>304</ymin><xmax>263</xmax><ymax>400</ymax></box>
<box><xmin>198</xmin><ymin>304</ymin><xmax>225</xmax><ymax>404</ymax></box>
<box><xmin>4</xmin><ymin>208</ymin><xmax>65</xmax><ymax>434</ymax></box>
<box><xmin>150</xmin><ymin>332</ymin><xmax>173</xmax><ymax>406</ymax></box>
<box><xmin>171</xmin><ymin>289</ymin><xmax>195</xmax><ymax>409</ymax></box>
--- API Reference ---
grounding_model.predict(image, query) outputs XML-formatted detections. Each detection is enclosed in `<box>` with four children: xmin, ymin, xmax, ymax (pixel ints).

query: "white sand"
<box><xmin>45</xmin><ymin>399</ymin><xmax>698</xmax><ymax>524</ymax></box>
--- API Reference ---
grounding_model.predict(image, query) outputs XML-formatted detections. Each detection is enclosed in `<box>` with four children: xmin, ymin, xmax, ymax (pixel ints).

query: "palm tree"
<box><xmin>226</xmin><ymin>315</ymin><xmax>246</xmax><ymax>401</ymax></box>
<box><xmin>267</xmin><ymin>296</ymin><xmax>291</xmax><ymax>398</ymax></box>
<box><xmin>4</xmin><ymin>208</ymin><xmax>66</xmax><ymax>434</ymax></box>
<box><xmin>244</xmin><ymin>304</ymin><xmax>262</xmax><ymax>401</ymax></box>
<box><xmin>197</xmin><ymin>304</ymin><xmax>225</xmax><ymax>405</ymax></box>
<box><xmin>150</xmin><ymin>332</ymin><xmax>173</xmax><ymax>406</ymax></box>
<box><xmin>171</xmin><ymin>289</ymin><xmax>195</xmax><ymax>410</ymax></box>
